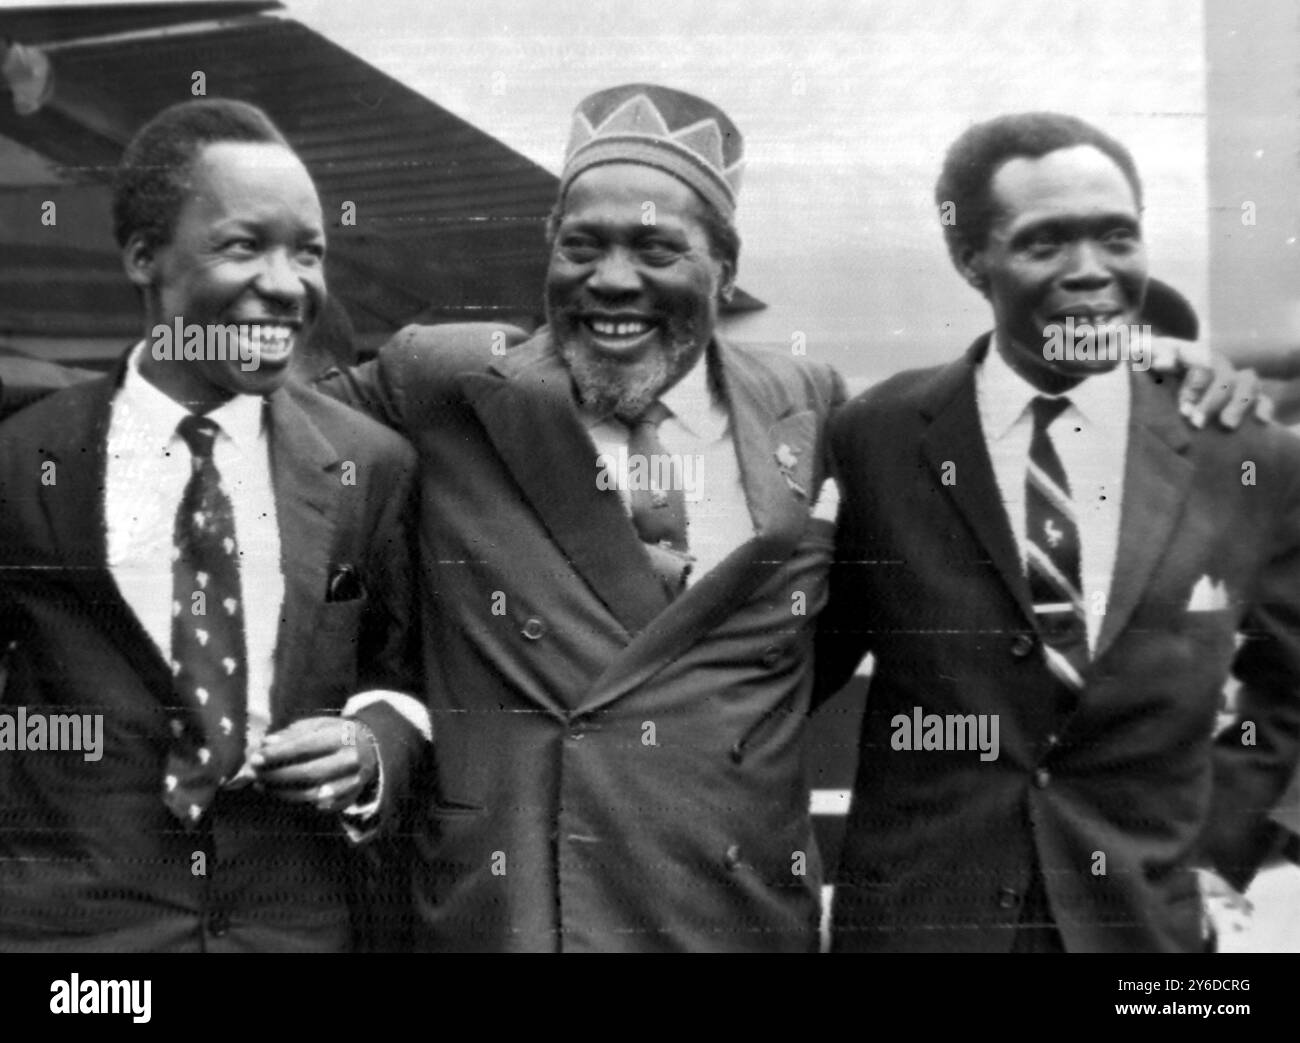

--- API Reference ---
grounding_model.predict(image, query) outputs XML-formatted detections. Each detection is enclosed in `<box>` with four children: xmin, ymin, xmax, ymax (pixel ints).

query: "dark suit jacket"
<box><xmin>1271</xmin><ymin>764</ymin><xmax>1300</xmax><ymax>838</ymax></box>
<box><xmin>321</xmin><ymin>324</ymin><xmax>845</xmax><ymax>951</ymax></box>
<box><xmin>815</xmin><ymin>336</ymin><xmax>1300</xmax><ymax>953</ymax></box>
<box><xmin>0</xmin><ymin>361</ymin><xmax>423</xmax><ymax>952</ymax></box>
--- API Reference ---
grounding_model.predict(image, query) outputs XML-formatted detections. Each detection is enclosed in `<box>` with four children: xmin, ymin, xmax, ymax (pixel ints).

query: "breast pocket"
<box><xmin>317</xmin><ymin>597</ymin><xmax>366</xmax><ymax>634</ymax></box>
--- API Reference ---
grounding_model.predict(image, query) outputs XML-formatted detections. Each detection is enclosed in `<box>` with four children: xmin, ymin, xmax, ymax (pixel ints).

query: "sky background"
<box><xmin>290</xmin><ymin>0</ymin><xmax>1208</xmax><ymax>385</ymax></box>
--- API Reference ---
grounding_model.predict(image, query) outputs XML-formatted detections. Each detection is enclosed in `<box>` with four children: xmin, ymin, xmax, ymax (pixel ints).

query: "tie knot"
<box><xmin>623</xmin><ymin>400</ymin><xmax>671</xmax><ymax>431</ymax></box>
<box><xmin>177</xmin><ymin>413</ymin><xmax>220</xmax><ymax>460</ymax></box>
<box><xmin>1031</xmin><ymin>395</ymin><xmax>1071</xmax><ymax>432</ymax></box>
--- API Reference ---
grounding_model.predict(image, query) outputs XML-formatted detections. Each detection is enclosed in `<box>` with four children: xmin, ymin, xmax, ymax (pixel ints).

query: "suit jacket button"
<box><xmin>724</xmin><ymin>843</ymin><xmax>743</xmax><ymax>870</ymax></box>
<box><xmin>208</xmin><ymin>910</ymin><xmax>230</xmax><ymax>937</ymax></box>
<box><xmin>521</xmin><ymin>617</ymin><xmax>546</xmax><ymax>640</ymax></box>
<box><xmin>1034</xmin><ymin>767</ymin><xmax>1051</xmax><ymax>789</ymax></box>
<box><xmin>997</xmin><ymin>886</ymin><xmax>1021</xmax><ymax>909</ymax></box>
<box><xmin>760</xmin><ymin>645</ymin><xmax>782</xmax><ymax>669</ymax></box>
<box><xmin>1010</xmin><ymin>633</ymin><xmax>1036</xmax><ymax>658</ymax></box>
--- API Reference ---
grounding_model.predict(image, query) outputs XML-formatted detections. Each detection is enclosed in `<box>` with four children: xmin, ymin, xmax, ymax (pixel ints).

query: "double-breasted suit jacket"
<box><xmin>323</xmin><ymin>324</ymin><xmax>845</xmax><ymax>951</ymax></box>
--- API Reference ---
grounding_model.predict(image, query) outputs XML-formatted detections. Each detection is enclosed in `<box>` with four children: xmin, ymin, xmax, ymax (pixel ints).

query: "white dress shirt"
<box><xmin>583</xmin><ymin>352</ymin><xmax>756</xmax><ymax>584</ymax></box>
<box><xmin>105</xmin><ymin>346</ymin><xmax>427</xmax><ymax>816</ymax></box>
<box><xmin>975</xmin><ymin>345</ymin><xmax>1131</xmax><ymax>651</ymax></box>
<box><xmin>106</xmin><ymin>348</ymin><xmax>283</xmax><ymax>753</ymax></box>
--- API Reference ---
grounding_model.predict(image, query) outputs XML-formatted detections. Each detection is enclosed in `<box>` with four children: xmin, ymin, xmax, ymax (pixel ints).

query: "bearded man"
<box><xmin>323</xmin><ymin>84</ymin><xmax>845</xmax><ymax>951</ymax></box>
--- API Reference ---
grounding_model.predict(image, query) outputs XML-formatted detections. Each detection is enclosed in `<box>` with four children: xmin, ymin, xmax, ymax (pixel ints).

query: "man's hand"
<box><xmin>1151</xmin><ymin>337</ymin><xmax>1272</xmax><ymax>429</ymax></box>
<box><xmin>1195</xmin><ymin>867</ymin><xmax>1253</xmax><ymax>945</ymax></box>
<box><xmin>249</xmin><ymin>716</ymin><xmax>379</xmax><ymax>813</ymax></box>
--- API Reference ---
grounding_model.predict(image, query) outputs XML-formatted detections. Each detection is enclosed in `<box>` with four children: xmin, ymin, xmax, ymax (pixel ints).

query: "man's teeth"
<box><xmin>589</xmin><ymin>319</ymin><xmax>652</xmax><ymax>337</ymax></box>
<box><xmin>237</xmin><ymin>325</ymin><xmax>295</xmax><ymax>361</ymax></box>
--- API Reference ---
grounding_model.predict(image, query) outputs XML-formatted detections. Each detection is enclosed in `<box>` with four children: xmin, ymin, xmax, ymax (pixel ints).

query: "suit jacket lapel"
<box><xmin>920</xmin><ymin>339</ymin><xmax>1037</xmax><ymax>626</ymax></box>
<box><xmin>38</xmin><ymin>356</ymin><xmax>173</xmax><ymax>698</ymax></box>
<box><xmin>726</xmin><ymin>347</ymin><xmax>817</xmax><ymax>548</ymax></box>
<box><xmin>266</xmin><ymin>386</ymin><xmax>345</xmax><ymax>722</ymax></box>
<box><xmin>38</xmin><ymin>376</ymin><xmax>115</xmax><ymax>571</ymax></box>
<box><xmin>580</xmin><ymin>341</ymin><xmax>821</xmax><ymax>715</ymax></box>
<box><xmin>1093</xmin><ymin>371</ymin><xmax>1193</xmax><ymax>661</ymax></box>
<box><xmin>461</xmin><ymin>331</ymin><xmax>670</xmax><ymax>638</ymax></box>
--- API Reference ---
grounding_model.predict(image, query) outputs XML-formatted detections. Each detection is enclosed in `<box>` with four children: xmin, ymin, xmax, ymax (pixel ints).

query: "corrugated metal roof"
<box><xmin>0</xmin><ymin>2</ymin><xmax>281</xmax><ymax>46</ymax></box>
<box><xmin>0</xmin><ymin>1</ymin><xmax>761</xmax><ymax>353</ymax></box>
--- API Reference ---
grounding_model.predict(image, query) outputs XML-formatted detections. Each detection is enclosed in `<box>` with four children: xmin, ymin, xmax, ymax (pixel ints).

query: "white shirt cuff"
<box><xmin>339</xmin><ymin>690</ymin><xmax>430</xmax><ymax>839</ymax></box>
<box><xmin>343</xmin><ymin>690</ymin><xmax>432</xmax><ymax>742</ymax></box>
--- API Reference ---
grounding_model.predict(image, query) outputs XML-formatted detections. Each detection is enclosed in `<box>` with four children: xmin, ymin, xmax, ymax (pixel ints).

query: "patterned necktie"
<box><xmin>623</xmin><ymin>401</ymin><xmax>692</xmax><ymax>594</ymax></box>
<box><xmin>163</xmin><ymin>414</ymin><xmax>248</xmax><ymax>827</ymax></box>
<box><xmin>1025</xmin><ymin>395</ymin><xmax>1088</xmax><ymax>692</ymax></box>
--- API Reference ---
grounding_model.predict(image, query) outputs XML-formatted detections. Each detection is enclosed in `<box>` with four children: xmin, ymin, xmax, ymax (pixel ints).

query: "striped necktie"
<box><xmin>1026</xmin><ymin>396</ymin><xmax>1088</xmax><ymax>692</ymax></box>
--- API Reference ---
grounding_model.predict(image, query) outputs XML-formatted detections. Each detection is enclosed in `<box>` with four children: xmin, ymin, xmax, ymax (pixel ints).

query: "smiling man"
<box><xmin>814</xmin><ymin>112</ymin><xmax>1300</xmax><ymax>952</ymax></box>
<box><xmin>323</xmin><ymin>84</ymin><xmax>845</xmax><ymax>951</ymax></box>
<box><xmin>0</xmin><ymin>99</ymin><xmax>423</xmax><ymax>952</ymax></box>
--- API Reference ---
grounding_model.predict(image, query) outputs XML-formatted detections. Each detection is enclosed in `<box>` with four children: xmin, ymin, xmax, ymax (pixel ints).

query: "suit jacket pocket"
<box><xmin>316</xmin><ymin>598</ymin><xmax>366</xmax><ymax>633</ymax></box>
<box><xmin>417</xmin><ymin>801</ymin><xmax>489</xmax><ymax>880</ymax></box>
<box><xmin>429</xmin><ymin>799</ymin><xmax>487</xmax><ymax>818</ymax></box>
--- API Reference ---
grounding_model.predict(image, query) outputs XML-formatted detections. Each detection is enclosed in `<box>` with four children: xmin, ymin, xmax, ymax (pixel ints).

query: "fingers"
<box><xmin>1217</xmin><ymin>368</ymin><xmax>1260</xmax><ymax>430</ymax></box>
<box><xmin>1148</xmin><ymin>335</ymin><xmax>1185</xmax><ymax>373</ymax></box>
<box><xmin>266</xmin><ymin>773</ymin><xmax>366</xmax><ymax>812</ymax></box>
<box><xmin>1169</xmin><ymin>341</ymin><xmax>1264</xmax><ymax>431</ymax></box>
<box><xmin>1255</xmin><ymin>393</ymin><xmax>1275</xmax><ymax>424</ymax></box>
<box><xmin>253</xmin><ymin>718</ymin><xmax>347</xmax><ymax>767</ymax></box>
<box><xmin>1177</xmin><ymin>364</ymin><xmax>1215</xmax><ymax>429</ymax></box>
<box><xmin>1196</xmin><ymin>868</ymin><xmax>1254</xmax><ymax>943</ymax></box>
<box><xmin>253</xmin><ymin>752</ymin><xmax>366</xmax><ymax>811</ymax></box>
<box><xmin>249</xmin><ymin>716</ymin><xmax>375</xmax><ymax>812</ymax></box>
<box><xmin>255</xmin><ymin>746</ymin><xmax>358</xmax><ymax>790</ymax></box>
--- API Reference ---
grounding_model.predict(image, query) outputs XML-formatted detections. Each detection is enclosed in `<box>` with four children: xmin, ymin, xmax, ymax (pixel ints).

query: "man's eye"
<box><xmin>1024</xmin><ymin>232</ymin><xmax>1062</xmax><ymax>255</ymax></box>
<box><xmin>1102</xmin><ymin>227</ymin><xmax>1139</xmax><ymax>249</ymax></box>
<box><xmin>299</xmin><ymin>243</ymin><xmax>326</xmax><ymax>262</ymax></box>
<box><xmin>224</xmin><ymin>237</ymin><xmax>258</xmax><ymax>254</ymax></box>
<box><xmin>559</xmin><ymin>238</ymin><xmax>600</xmax><ymax>261</ymax></box>
<box><xmin>639</xmin><ymin>242</ymin><xmax>681</xmax><ymax>264</ymax></box>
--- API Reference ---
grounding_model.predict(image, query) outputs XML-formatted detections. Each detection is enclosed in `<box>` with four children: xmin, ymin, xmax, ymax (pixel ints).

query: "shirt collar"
<box><xmin>1063</xmin><ymin>356</ymin><xmax>1130</xmax><ymax>433</ymax></box>
<box><xmin>977</xmin><ymin>341</ymin><xmax>1129</xmax><ymax>440</ymax></box>
<box><xmin>119</xmin><ymin>340</ymin><xmax>267</xmax><ymax>453</ymax></box>
<box><xmin>659</xmin><ymin>347</ymin><xmax>728</xmax><ymax>442</ymax></box>
<box><xmin>577</xmin><ymin>344</ymin><xmax>729</xmax><ymax>442</ymax></box>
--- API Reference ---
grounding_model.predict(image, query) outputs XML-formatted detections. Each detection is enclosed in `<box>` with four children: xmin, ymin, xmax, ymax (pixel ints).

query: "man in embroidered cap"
<box><xmin>322</xmin><ymin>83</ymin><xmax>845</xmax><ymax>951</ymax></box>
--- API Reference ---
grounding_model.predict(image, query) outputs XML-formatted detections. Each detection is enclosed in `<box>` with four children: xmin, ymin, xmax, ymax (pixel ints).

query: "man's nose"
<box><xmin>1059</xmin><ymin>240</ymin><xmax>1114</xmax><ymax>288</ymax></box>
<box><xmin>588</xmin><ymin>248</ymin><xmax>641</xmax><ymax>296</ymax></box>
<box><xmin>254</xmin><ymin>249</ymin><xmax>309</xmax><ymax>307</ymax></box>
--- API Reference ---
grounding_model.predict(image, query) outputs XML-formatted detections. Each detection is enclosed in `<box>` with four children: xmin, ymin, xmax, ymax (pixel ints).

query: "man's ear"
<box><xmin>122</xmin><ymin>233</ymin><xmax>157</xmax><ymax>290</ymax></box>
<box><xmin>955</xmin><ymin>242</ymin><xmax>989</xmax><ymax>296</ymax></box>
<box><xmin>717</xmin><ymin>260</ymin><xmax>737</xmax><ymax>305</ymax></box>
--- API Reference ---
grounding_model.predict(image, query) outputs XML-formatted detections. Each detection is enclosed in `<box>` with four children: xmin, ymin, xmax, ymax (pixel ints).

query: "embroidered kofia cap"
<box><xmin>559</xmin><ymin>83</ymin><xmax>745</xmax><ymax>220</ymax></box>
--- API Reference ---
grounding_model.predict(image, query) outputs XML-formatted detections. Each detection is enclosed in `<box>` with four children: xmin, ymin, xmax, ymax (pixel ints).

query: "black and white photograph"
<box><xmin>0</xmin><ymin>0</ymin><xmax>1297</xmax><ymax>1006</ymax></box>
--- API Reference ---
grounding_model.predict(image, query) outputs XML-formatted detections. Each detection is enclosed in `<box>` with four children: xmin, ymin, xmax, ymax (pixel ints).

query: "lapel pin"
<box><xmin>774</xmin><ymin>444</ymin><xmax>807</xmax><ymax>499</ymax></box>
